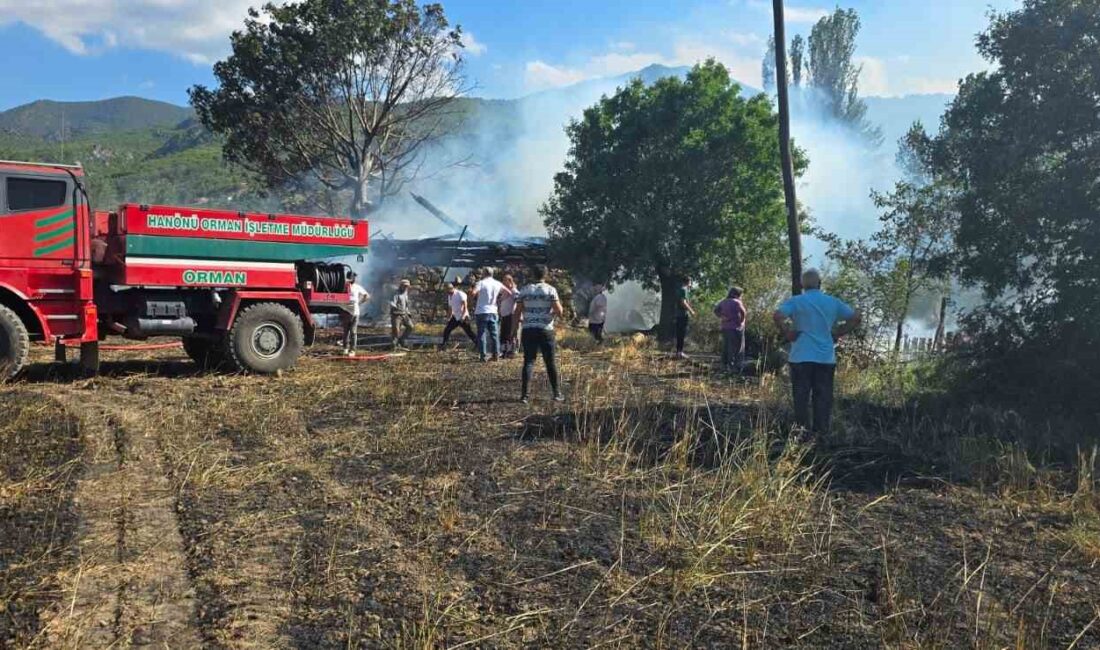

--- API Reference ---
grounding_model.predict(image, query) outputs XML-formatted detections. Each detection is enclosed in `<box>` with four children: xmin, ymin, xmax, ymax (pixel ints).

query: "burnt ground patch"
<box><xmin>0</xmin><ymin>392</ymin><xmax>83</xmax><ymax>646</ymax></box>
<box><xmin>519</xmin><ymin>402</ymin><xmax>764</xmax><ymax>469</ymax></box>
<box><xmin>2</xmin><ymin>337</ymin><xmax>1098</xmax><ymax>648</ymax></box>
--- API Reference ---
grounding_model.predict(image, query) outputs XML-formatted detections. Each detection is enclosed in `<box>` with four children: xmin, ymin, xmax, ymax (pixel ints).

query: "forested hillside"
<box><xmin>0</xmin><ymin>82</ymin><xmax>948</xmax><ymax>216</ymax></box>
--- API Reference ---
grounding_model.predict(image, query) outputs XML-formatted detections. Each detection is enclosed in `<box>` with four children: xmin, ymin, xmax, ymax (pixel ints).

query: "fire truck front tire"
<box><xmin>0</xmin><ymin>304</ymin><xmax>30</xmax><ymax>381</ymax></box>
<box><xmin>226</xmin><ymin>303</ymin><xmax>304</xmax><ymax>374</ymax></box>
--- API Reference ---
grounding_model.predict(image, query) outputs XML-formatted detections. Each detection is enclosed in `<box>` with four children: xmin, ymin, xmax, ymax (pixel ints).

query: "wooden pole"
<box><xmin>773</xmin><ymin>0</ymin><xmax>804</xmax><ymax>296</ymax></box>
<box><xmin>933</xmin><ymin>294</ymin><xmax>948</xmax><ymax>350</ymax></box>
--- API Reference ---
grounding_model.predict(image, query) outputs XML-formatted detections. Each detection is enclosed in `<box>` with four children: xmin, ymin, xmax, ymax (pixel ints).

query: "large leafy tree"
<box><xmin>931</xmin><ymin>0</ymin><xmax>1100</xmax><ymax>355</ymax></box>
<box><xmin>190</xmin><ymin>0</ymin><xmax>467</xmax><ymax>218</ymax></box>
<box><xmin>542</xmin><ymin>61</ymin><xmax>798</xmax><ymax>339</ymax></box>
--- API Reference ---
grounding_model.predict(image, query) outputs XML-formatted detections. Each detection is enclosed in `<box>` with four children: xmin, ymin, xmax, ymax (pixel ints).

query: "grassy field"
<box><xmin>1</xmin><ymin>330</ymin><xmax>1097</xmax><ymax>648</ymax></box>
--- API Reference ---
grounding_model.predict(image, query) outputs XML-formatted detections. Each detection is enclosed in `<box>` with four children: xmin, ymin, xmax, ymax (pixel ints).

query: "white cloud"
<box><xmin>903</xmin><ymin>76</ymin><xmax>959</xmax><ymax>95</ymax></box>
<box><xmin>856</xmin><ymin>56</ymin><xmax>891</xmax><ymax>97</ymax></box>
<box><xmin>522</xmin><ymin>31</ymin><xmax>766</xmax><ymax>93</ymax></box>
<box><xmin>586</xmin><ymin>51</ymin><xmax>668</xmax><ymax>77</ymax></box>
<box><xmin>724</xmin><ymin>30</ymin><xmax>764</xmax><ymax>48</ymax></box>
<box><xmin>745</xmin><ymin>0</ymin><xmax>827</xmax><ymax>24</ymax></box>
<box><xmin>855</xmin><ymin>56</ymin><xmax>960</xmax><ymax>97</ymax></box>
<box><xmin>524</xmin><ymin>60</ymin><xmax>587</xmax><ymax>91</ymax></box>
<box><xmin>785</xmin><ymin>5</ymin><xmax>829</xmax><ymax>23</ymax></box>
<box><xmin>0</xmin><ymin>0</ymin><xmax>261</xmax><ymax>64</ymax></box>
<box><xmin>611</xmin><ymin>41</ymin><xmax>636</xmax><ymax>52</ymax></box>
<box><xmin>462</xmin><ymin>31</ymin><xmax>487</xmax><ymax>57</ymax></box>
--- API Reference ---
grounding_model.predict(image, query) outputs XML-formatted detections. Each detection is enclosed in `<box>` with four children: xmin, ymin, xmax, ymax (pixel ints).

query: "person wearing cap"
<box><xmin>342</xmin><ymin>271</ymin><xmax>370</xmax><ymax>356</ymax></box>
<box><xmin>439</xmin><ymin>279</ymin><xmax>477</xmax><ymax>349</ymax></box>
<box><xmin>773</xmin><ymin>269</ymin><xmax>862</xmax><ymax>435</ymax></box>
<box><xmin>390</xmin><ymin>279</ymin><xmax>414</xmax><ymax>350</ymax></box>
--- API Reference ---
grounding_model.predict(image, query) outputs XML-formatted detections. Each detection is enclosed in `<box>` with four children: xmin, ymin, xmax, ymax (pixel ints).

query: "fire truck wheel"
<box><xmin>0</xmin><ymin>304</ymin><xmax>30</xmax><ymax>382</ymax></box>
<box><xmin>226</xmin><ymin>303</ymin><xmax>304</xmax><ymax>374</ymax></box>
<box><xmin>182</xmin><ymin>336</ymin><xmax>229</xmax><ymax>371</ymax></box>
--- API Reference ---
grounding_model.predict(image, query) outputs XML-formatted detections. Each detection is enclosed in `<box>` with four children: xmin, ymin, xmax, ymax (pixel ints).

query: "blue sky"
<box><xmin>0</xmin><ymin>0</ymin><xmax>1018</xmax><ymax>111</ymax></box>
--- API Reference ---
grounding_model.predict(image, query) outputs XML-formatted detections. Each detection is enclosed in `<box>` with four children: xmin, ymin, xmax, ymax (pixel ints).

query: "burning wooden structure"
<box><xmin>359</xmin><ymin>193</ymin><xmax>570</xmax><ymax>324</ymax></box>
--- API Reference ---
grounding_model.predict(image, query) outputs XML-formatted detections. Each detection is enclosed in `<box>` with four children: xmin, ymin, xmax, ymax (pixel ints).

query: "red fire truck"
<box><xmin>0</xmin><ymin>160</ymin><xmax>368</xmax><ymax>379</ymax></box>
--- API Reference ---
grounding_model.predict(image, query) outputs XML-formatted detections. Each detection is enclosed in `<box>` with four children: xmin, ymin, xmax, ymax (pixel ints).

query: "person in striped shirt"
<box><xmin>514</xmin><ymin>265</ymin><xmax>564</xmax><ymax>403</ymax></box>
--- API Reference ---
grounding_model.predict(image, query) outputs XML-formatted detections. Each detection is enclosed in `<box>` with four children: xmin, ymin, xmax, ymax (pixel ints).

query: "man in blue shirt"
<box><xmin>772</xmin><ymin>269</ymin><xmax>862</xmax><ymax>435</ymax></box>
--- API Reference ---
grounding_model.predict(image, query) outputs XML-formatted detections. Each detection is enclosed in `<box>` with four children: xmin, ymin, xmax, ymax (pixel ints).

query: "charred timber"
<box><xmin>371</xmin><ymin>238</ymin><xmax>549</xmax><ymax>270</ymax></box>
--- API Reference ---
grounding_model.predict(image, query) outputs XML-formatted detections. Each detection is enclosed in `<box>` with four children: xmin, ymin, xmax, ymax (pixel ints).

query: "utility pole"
<box><xmin>773</xmin><ymin>0</ymin><xmax>804</xmax><ymax>295</ymax></box>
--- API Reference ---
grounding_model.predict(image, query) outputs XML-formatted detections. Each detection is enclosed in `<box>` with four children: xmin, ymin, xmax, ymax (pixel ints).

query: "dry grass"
<box><xmin>0</xmin><ymin>395</ymin><xmax>82</xmax><ymax>647</ymax></box>
<box><xmin>0</xmin><ymin>337</ymin><xmax>1097</xmax><ymax>647</ymax></box>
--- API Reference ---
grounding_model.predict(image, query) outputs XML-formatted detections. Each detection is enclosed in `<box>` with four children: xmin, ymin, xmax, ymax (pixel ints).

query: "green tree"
<box><xmin>762</xmin><ymin>35</ymin><xmax>777</xmax><ymax>93</ymax></box>
<box><xmin>789</xmin><ymin>34</ymin><xmax>806</xmax><ymax>87</ymax></box>
<box><xmin>542</xmin><ymin>61</ymin><xmax>799</xmax><ymax>340</ymax></box>
<box><xmin>807</xmin><ymin>8</ymin><xmax>880</xmax><ymax>142</ymax></box>
<box><xmin>189</xmin><ymin>0</ymin><xmax>467</xmax><ymax>219</ymax></box>
<box><xmin>930</xmin><ymin>0</ymin><xmax>1100</xmax><ymax>364</ymax></box>
<box><xmin>826</xmin><ymin>124</ymin><xmax>954</xmax><ymax>352</ymax></box>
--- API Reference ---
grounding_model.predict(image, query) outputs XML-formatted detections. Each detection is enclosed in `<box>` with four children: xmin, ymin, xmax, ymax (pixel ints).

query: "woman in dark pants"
<box><xmin>514</xmin><ymin>265</ymin><xmax>564</xmax><ymax>403</ymax></box>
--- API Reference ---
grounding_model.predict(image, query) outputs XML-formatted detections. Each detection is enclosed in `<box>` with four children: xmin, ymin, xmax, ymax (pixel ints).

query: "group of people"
<box><xmin>670</xmin><ymin>269</ymin><xmax>862</xmax><ymax>434</ymax></box>
<box><xmin>342</xmin><ymin>266</ymin><xmax>565</xmax><ymax>403</ymax></box>
<box><xmin>439</xmin><ymin>267</ymin><xmax>520</xmax><ymax>361</ymax></box>
<box><xmin>441</xmin><ymin>266</ymin><xmax>565</xmax><ymax>402</ymax></box>
<box><xmin>338</xmin><ymin>272</ymin><xmax>417</xmax><ymax>353</ymax></box>
<box><xmin>342</xmin><ymin>266</ymin><xmax>861</xmax><ymax>432</ymax></box>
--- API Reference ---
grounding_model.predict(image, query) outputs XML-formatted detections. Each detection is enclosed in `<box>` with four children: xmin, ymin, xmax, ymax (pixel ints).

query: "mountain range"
<box><xmin>0</xmin><ymin>96</ymin><xmax>193</xmax><ymax>141</ymax></box>
<box><xmin>0</xmin><ymin>64</ymin><xmax>953</xmax><ymax>216</ymax></box>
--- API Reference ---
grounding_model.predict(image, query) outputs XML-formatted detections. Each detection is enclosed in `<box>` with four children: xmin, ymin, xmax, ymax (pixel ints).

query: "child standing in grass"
<box><xmin>715</xmin><ymin>286</ymin><xmax>747</xmax><ymax>373</ymax></box>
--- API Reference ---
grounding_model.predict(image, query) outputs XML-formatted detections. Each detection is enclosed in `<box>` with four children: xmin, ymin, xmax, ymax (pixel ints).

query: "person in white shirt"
<box><xmin>389</xmin><ymin>279</ymin><xmax>414</xmax><ymax>350</ymax></box>
<box><xmin>588</xmin><ymin>283</ymin><xmax>608</xmax><ymax>343</ymax></box>
<box><xmin>514</xmin><ymin>264</ymin><xmax>564</xmax><ymax>403</ymax></box>
<box><xmin>498</xmin><ymin>273</ymin><xmax>518</xmax><ymax>358</ymax></box>
<box><xmin>471</xmin><ymin>267</ymin><xmax>505</xmax><ymax>361</ymax></box>
<box><xmin>439</xmin><ymin>280</ymin><xmax>476</xmax><ymax>349</ymax></box>
<box><xmin>342</xmin><ymin>271</ymin><xmax>370</xmax><ymax>356</ymax></box>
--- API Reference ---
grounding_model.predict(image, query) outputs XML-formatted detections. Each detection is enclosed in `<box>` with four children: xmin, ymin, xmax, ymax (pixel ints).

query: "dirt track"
<box><xmin>1</xmin><ymin>337</ymin><xmax>1098</xmax><ymax>648</ymax></box>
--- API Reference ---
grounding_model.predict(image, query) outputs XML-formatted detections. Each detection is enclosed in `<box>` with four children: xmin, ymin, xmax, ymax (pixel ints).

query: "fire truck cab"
<box><xmin>0</xmin><ymin>160</ymin><xmax>367</xmax><ymax>379</ymax></box>
<box><xmin>0</xmin><ymin>160</ymin><xmax>97</xmax><ymax>377</ymax></box>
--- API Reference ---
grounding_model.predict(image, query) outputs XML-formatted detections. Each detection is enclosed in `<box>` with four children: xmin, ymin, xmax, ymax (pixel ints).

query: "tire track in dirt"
<box><xmin>218</xmin><ymin>370</ymin><xmax>493</xmax><ymax>647</ymax></box>
<box><xmin>39</xmin><ymin>393</ymin><xmax>200</xmax><ymax>648</ymax></box>
<box><xmin>138</xmin><ymin>395</ymin><xmax>332</xmax><ymax>648</ymax></box>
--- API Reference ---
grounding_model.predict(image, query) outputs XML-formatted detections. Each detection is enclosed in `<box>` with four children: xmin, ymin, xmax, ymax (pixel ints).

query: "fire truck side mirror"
<box><xmin>357</xmin><ymin>254</ymin><xmax>365</xmax><ymax>263</ymax></box>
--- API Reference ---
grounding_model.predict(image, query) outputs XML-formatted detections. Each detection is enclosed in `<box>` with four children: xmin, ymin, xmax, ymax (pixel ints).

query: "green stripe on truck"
<box><xmin>34</xmin><ymin>236</ymin><xmax>76</xmax><ymax>256</ymax></box>
<box><xmin>125</xmin><ymin>235</ymin><xmax>368</xmax><ymax>262</ymax></box>
<box><xmin>35</xmin><ymin>210</ymin><xmax>74</xmax><ymax>228</ymax></box>
<box><xmin>34</xmin><ymin>223</ymin><xmax>74</xmax><ymax>242</ymax></box>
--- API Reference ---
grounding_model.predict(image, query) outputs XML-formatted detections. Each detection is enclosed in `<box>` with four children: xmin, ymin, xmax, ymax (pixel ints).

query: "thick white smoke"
<box><xmin>365</xmin><ymin>66</ymin><xmax>950</xmax><ymax>334</ymax></box>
